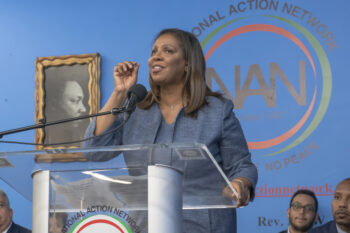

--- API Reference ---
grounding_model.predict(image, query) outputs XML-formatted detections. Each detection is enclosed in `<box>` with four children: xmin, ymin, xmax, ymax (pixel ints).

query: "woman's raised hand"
<box><xmin>113</xmin><ymin>61</ymin><xmax>140</xmax><ymax>93</ymax></box>
<box><xmin>94</xmin><ymin>61</ymin><xmax>140</xmax><ymax>135</ymax></box>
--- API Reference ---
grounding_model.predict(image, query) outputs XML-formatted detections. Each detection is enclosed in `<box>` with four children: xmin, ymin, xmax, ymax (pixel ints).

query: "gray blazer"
<box><xmin>84</xmin><ymin>96</ymin><xmax>258</xmax><ymax>233</ymax></box>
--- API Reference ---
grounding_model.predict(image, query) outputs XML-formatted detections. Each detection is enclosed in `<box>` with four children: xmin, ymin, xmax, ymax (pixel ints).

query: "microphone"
<box><xmin>123</xmin><ymin>84</ymin><xmax>147</xmax><ymax>121</ymax></box>
<box><xmin>0</xmin><ymin>84</ymin><xmax>147</xmax><ymax>145</ymax></box>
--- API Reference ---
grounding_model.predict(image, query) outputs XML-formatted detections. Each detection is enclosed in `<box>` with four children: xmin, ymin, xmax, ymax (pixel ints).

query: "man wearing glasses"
<box><xmin>309</xmin><ymin>178</ymin><xmax>350</xmax><ymax>233</ymax></box>
<box><xmin>279</xmin><ymin>189</ymin><xmax>319</xmax><ymax>233</ymax></box>
<box><xmin>0</xmin><ymin>190</ymin><xmax>31</xmax><ymax>233</ymax></box>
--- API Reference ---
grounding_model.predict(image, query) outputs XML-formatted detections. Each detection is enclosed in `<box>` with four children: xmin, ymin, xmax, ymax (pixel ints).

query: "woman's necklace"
<box><xmin>162</xmin><ymin>101</ymin><xmax>183</xmax><ymax>110</ymax></box>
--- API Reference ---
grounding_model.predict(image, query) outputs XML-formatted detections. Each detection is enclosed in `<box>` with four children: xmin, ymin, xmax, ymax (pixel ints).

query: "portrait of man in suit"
<box><xmin>35</xmin><ymin>53</ymin><xmax>100</xmax><ymax>152</ymax></box>
<box><xmin>0</xmin><ymin>190</ymin><xmax>31</xmax><ymax>233</ymax></box>
<box><xmin>279</xmin><ymin>189</ymin><xmax>319</xmax><ymax>233</ymax></box>
<box><xmin>44</xmin><ymin>64</ymin><xmax>90</xmax><ymax>147</ymax></box>
<box><xmin>309</xmin><ymin>178</ymin><xmax>350</xmax><ymax>233</ymax></box>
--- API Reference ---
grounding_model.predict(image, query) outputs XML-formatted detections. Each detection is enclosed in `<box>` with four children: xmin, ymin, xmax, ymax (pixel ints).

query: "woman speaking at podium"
<box><xmin>84</xmin><ymin>28</ymin><xmax>258</xmax><ymax>233</ymax></box>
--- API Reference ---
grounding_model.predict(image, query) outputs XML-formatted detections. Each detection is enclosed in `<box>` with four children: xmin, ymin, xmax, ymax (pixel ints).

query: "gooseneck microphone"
<box><xmin>123</xmin><ymin>84</ymin><xmax>148</xmax><ymax>121</ymax></box>
<box><xmin>0</xmin><ymin>83</ymin><xmax>148</xmax><ymax>146</ymax></box>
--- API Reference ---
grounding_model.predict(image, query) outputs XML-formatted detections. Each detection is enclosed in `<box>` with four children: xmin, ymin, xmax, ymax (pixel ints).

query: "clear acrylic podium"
<box><xmin>0</xmin><ymin>143</ymin><xmax>238</xmax><ymax>233</ymax></box>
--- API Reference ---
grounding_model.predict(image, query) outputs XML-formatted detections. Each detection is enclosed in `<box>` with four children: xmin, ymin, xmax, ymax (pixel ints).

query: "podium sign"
<box><xmin>0</xmin><ymin>143</ymin><xmax>237</xmax><ymax>233</ymax></box>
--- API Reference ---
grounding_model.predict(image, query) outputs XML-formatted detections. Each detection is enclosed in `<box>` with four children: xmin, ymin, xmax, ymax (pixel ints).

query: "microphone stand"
<box><xmin>0</xmin><ymin>107</ymin><xmax>126</xmax><ymax>139</ymax></box>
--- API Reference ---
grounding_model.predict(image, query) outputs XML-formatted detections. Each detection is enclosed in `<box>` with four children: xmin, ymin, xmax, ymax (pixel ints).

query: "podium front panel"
<box><xmin>0</xmin><ymin>143</ymin><xmax>238</xmax><ymax>233</ymax></box>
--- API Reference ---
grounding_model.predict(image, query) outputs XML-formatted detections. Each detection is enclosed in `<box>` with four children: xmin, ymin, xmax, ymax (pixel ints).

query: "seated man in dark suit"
<box><xmin>309</xmin><ymin>178</ymin><xmax>350</xmax><ymax>233</ymax></box>
<box><xmin>0</xmin><ymin>190</ymin><xmax>31</xmax><ymax>233</ymax></box>
<box><xmin>279</xmin><ymin>189</ymin><xmax>319</xmax><ymax>233</ymax></box>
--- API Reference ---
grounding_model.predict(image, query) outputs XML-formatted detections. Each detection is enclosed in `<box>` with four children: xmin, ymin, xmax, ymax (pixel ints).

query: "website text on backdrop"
<box><xmin>278</xmin><ymin>189</ymin><xmax>319</xmax><ymax>233</ymax></box>
<box><xmin>309</xmin><ymin>178</ymin><xmax>350</xmax><ymax>233</ymax></box>
<box><xmin>83</xmin><ymin>28</ymin><xmax>258</xmax><ymax>233</ymax></box>
<box><xmin>0</xmin><ymin>190</ymin><xmax>31</xmax><ymax>233</ymax></box>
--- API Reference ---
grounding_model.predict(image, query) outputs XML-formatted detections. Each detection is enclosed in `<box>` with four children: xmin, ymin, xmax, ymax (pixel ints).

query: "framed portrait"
<box><xmin>35</xmin><ymin>53</ymin><xmax>101</xmax><ymax>162</ymax></box>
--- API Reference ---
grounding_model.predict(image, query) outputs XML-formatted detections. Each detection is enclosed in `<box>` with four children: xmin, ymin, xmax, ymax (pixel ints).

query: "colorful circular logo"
<box><xmin>69</xmin><ymin>214</ymin><xmax>132</xmax><ymax>233</ymax></box>
<box><xmin>201</xmin><ymin>16</ymin><xmax>332</xmax><ymax>156</ymax></box>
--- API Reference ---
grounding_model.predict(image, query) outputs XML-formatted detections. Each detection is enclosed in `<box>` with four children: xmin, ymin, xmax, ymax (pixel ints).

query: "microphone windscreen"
<box><xmin>127</xmin><ymin>84</ymin><xmax>147</xmax><ymax>103</ymax></box>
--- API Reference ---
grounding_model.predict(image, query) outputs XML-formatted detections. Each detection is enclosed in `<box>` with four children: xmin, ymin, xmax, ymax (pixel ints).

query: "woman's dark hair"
<box><xmin>138</xmin><ymin>28</ymin><xmax>221</xmax><ymax>117</ymax></box>
<box><xmin>289</xmin><ymin>189</ymin><xmax>318</xmax><ymax>213</ymax></box>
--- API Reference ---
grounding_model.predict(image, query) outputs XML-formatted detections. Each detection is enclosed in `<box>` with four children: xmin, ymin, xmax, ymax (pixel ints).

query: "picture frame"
<box><xmin>34</xmin><ymin>53</ymin><xmax>101</xmax><ymax>162</ymax></box>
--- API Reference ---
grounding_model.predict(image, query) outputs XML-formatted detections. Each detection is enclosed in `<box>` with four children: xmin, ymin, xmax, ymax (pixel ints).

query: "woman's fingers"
<box><xmin>114</xmin><ymin>61</ymin><xmax>138</xmax><ymax>76</ymax></box>
<box><xmin>222</xmin><ymin>178</ymin><xmax>252</xmax><ymax>208</ymax></box>
<box><xmin>232</xmin><ymin>178</ymin><xmax>251</xmax><ymax>207</ymax></box>
<box><xmin>113</xmin><ymin>61</ymin><xmax>139</xmax><ymax>92</ymax></box>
